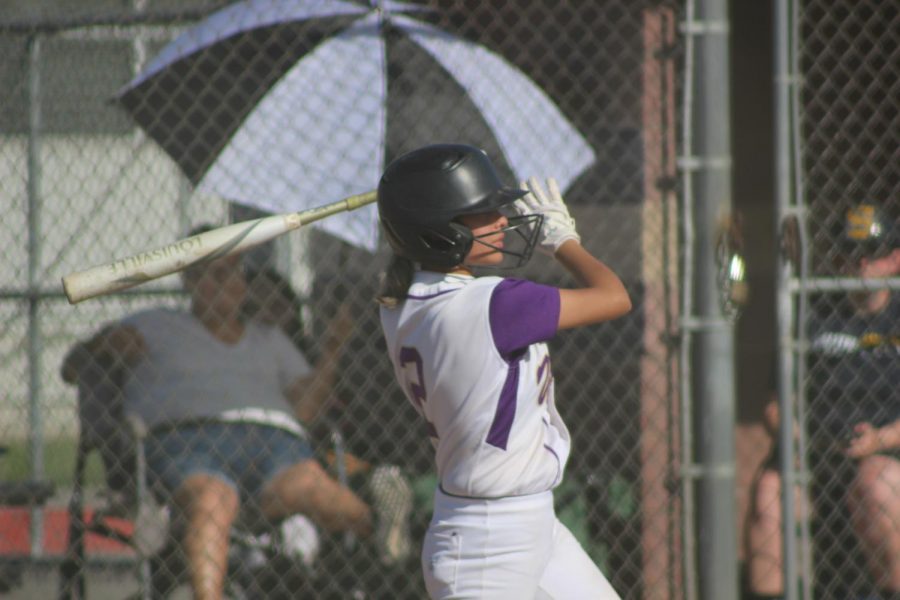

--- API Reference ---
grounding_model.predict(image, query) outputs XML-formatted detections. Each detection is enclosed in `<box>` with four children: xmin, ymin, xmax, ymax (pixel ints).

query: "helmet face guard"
<box><xmin>378</xmin><ymin>143</ymin><xmax>543</xmax><ymax>269</ymax></box>
<box><xmin>380</xmin><ymin>212</ymin><xmax>543</xmax><ymax>270</ymax></box>
<box><xmin>468</xmin><ymin>213</ymin><xmax>543</xmax><ymax>270</ymax></box>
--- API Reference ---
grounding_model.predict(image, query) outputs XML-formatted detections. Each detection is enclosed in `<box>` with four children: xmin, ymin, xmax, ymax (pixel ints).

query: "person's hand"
<box><xmin>844</xmin><ymin>422</ymin><xmax>882</xmax><ymax>459</ymax></box>
<box><xmin>513</xmin><ymin>177</ymin><xmax>580</xmax><ymax>255</ymax></box>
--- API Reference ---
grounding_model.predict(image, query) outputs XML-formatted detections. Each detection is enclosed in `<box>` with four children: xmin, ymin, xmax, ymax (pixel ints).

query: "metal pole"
<box><xmin>786</xmin><ymin>0</ymin><xmax>815</xmax><ymax>595</ymax></box>
<box><xmin>790</xmin><ymin>276</ymin><xmax>900</xmax><ymax>293</ymax></box>
<box><xmin>679</xmin><ymin>1</ymin><xmax>699</xmax><ymax>598</ymax></box>
<box><xmin>686</xmin><ymin>0</ymin><xmax>738</xmax><ymax>598</ymax></box>
<box><xmin>26</xmin><ymin>33</ymin><xmax>45</xmax><ymax>559</ymax></box>
<box><xmin>773</xmin><ymin>0</ymin><xmax>801</xmax><ymax>598</ymax></box>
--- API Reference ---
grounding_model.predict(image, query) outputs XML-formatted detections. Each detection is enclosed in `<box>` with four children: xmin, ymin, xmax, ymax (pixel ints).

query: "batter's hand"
<box><xmin>515</xmin><ymin>177</ymin><xmax>580</xmax><ymax>255</ymax></box>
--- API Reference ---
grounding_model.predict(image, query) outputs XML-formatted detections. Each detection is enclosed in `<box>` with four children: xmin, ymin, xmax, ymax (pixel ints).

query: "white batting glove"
<box><xmin>514</xmin><ymin>177</ymin><xmax>580</xmax><ymax>255</ymax></box>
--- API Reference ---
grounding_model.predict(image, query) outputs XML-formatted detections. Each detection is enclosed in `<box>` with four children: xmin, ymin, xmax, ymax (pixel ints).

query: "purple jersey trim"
<box><xmin>407</xmin><ymin>289</ymin><xmax>459</xmax><ymax>301</ymax></box>
<box><xmin>543</xmin><ymin>443</ymin><xmax>562</xmax><ymax>485</ymax></box>
<box><xmin>485</xmin><ymin>359</ymin><xmax>520</xmax><ymax>450</ymax></box>
<box><xmin>489</xmin><ymin>279</ymin><xmax>560</xmax><ymax>357</ymax></box>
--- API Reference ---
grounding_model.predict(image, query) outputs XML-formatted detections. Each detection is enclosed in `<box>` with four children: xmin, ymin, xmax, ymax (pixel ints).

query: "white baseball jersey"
<box><xmin>380</xmin><ymin>271</ymin><xmax>571</xmax><ymax>498</ymax></box>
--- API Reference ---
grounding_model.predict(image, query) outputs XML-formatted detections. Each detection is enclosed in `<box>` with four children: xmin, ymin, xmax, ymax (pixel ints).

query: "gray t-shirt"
<box><xmin>122</xmin><ymin>308</ymin><xmax>311</xmax><ymax>429</ymax></box>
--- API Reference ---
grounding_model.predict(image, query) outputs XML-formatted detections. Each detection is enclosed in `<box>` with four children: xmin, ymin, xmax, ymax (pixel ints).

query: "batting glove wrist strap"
<box><xmin>515</xmin><ymin>177</ymin><xmax>580</xmax><ymax>255</ymax></box>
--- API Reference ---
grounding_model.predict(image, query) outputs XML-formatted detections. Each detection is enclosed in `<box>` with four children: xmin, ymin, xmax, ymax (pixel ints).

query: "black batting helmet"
<box><xmin>378</xmin><ymin>143</ymin><xmax>540</xmax><ymax>269</ymax></box>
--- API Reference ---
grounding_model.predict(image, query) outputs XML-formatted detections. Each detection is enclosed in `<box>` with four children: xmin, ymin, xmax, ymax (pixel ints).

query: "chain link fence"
<box><xmin>762</xmin><ymin>1</ymin><xmax>900</xmax><ymax>599</ymax></box>
<box><xmin>3</xmin><ymin>0</ymin><xmax>689</xmax><ymax>598</ymax></box>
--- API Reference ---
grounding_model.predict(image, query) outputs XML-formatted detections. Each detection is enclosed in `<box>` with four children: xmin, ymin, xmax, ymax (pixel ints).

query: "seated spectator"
<box><xmin>747</xmin><ymin>399</ymin><xmax>900</xmax><ymax>600</ymax></box>
<box><xmin>814</xmin><ymin>205</ymin><xmax>900</xmax><ymax>600</ymax></box>
<box><xmin>242</xmin><ymin>266</ymin><xmax>375</xmax><ymax>478</ymax></box>
<box><xmin>745</xmin><ymin>203</ymin><xmax>900</xmax><ymax>600</ymax></box>
<box><xmin>242</xmin><ymin>265</ymin><xmax>308</xmax><ymax>355</ymax></box>
<box><xmin>61</xmin><ymin>227</ymin><xmax>411</xmax><ymax>600</ymax></box>
<box><xmin>744</xmin><ymin>396</ymin><xmax>812</xmax><ymax>600</ymax></box>
<box><xmin>845</xmin><ymin>416</ymin><xmax>900</xmax><ymax>600</ymax></box>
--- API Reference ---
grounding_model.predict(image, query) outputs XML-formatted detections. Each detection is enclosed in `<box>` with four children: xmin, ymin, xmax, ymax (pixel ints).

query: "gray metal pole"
<box><xmin>26</xmin><ymin>34</ymin><xmax>45</xmax><ymax>558</ymax></box>
<box><xmin>773</xmin><ymin>0</ymin><xmax>798</xmax><ymax>596</ymax></box>
<box><xmin>687</xmin><ymin>1</ymin><xmax>738</xmax><ymax>598</ymax></box>
<box><xmin>679</xmin><ymin>2</ymin><xmax>699</xmax><ymax>597</ymax></box>
<box><xmin>775</xmin><ymin>0</ymin><xmax>817</xmax><ymax>597</ymax></box>
<box><xmin>773</xmin><ymin>0</ymin><xmax>800</xmax><ymax>598</ymax></box>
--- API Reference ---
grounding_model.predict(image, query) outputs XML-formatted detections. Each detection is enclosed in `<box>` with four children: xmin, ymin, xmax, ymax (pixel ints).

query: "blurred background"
<box><xmin>0</xmin><ymin>0</ymin><xmax>896</xmax><ymax>599</ymax></box>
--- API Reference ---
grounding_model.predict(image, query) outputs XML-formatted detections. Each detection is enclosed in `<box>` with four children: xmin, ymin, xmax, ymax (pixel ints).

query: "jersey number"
<box><xmin>399</xmin><ymin>347</ymin><xmax>437</xmax><ymax>438</ymax></box>
<box><xmin>537</xmin><ymin>355</ymin><xmax>553</xmax><ymax>405</ymax></box>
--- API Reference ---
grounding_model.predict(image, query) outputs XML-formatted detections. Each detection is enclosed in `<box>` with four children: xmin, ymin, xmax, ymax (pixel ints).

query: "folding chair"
<box><xmin>56</xmin><ymin>356</ymin><xmax>342</xmax><ymax>599</ymax></box>
<box><xmin>57</xmin><ymin>356</ymin><xmax>164</xmax><ymax>600</ymax></box>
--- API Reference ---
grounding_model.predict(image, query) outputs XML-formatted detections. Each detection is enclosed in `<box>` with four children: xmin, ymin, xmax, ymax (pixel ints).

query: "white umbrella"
<box><xmin>118</xmin><ymin>0</ymin><xmax>595</xmax><ymax>250</ymax></box>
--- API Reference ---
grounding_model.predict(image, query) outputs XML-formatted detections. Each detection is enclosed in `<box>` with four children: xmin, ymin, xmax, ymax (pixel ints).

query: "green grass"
<box><xmin>1</xmin><ymin>438</ymin><xmax>106</xmax><ymax>487</ymax></box>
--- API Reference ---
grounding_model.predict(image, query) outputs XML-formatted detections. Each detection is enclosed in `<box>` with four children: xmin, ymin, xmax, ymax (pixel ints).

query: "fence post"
<box><xmin>684</xmin><ymin>0</ymin><xmax>739</xmax><ymax>598</ymax></box>
<box><xmin>26</xmin><ymin>32</ymin><xmax>46</xmax><ymax>560</ymax></box>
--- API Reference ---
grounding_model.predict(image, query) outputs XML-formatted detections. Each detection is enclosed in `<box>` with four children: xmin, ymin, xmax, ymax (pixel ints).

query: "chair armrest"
<box><xmin>0</xmin><ymin>481</ymin><xmax>55</xmax><ymax>506</ymax></box>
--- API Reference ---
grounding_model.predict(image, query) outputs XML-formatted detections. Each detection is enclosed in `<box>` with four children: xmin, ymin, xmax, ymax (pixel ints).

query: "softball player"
<box><xmin>376</xmin><ymin>143</ymin><xmax>630</xmax><ymax>599</ymax></box>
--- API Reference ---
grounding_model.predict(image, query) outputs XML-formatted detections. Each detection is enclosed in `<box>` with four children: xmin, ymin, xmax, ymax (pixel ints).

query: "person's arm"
<box><xmin>555</xmin><ymin>241</ymin><xmax>631</xmax><ymax>329</ymax></box>
<box><xmin>60</xmin><ymin>324</ymin><xmax>145</xmax><ymax>384</ymax></box>
<box><xmin>845</xmin><ymin>419</ymin><xmax>900</xmax><ymax>458</ymax></box>
<box><xmin>515</xmin><ymin>177</ymin><xmax>631</xmax><ymax>330</ymax></box>
<box><xmin>286</xmin><ymin>302</ymin><xmax>355</xmax><ymax>423</ymax></box>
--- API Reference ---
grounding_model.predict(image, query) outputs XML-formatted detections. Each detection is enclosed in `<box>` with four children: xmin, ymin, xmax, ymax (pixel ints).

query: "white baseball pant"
<box><xmin>422</xmin><ymin>488</ymin><xmax>622</xmax><ymax>599</ymax></box>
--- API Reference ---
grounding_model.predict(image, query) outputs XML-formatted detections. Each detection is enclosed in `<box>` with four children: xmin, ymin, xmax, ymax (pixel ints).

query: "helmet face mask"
<box><xmin>468</xmin><ymin>213</ymin><xmax>543</xmax><ymax>270</ymax></box>
<box><xmin>378</xmin><ymin>143</ymin><xmax>543</xmax><ymax>270</ymax></box>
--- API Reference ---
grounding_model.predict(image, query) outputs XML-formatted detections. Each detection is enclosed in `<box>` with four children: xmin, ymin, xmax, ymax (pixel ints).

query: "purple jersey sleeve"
<box><xmin>489</xmin><ymin>278</ymin><xmax>560</xmax><ymax>357</ymax></box>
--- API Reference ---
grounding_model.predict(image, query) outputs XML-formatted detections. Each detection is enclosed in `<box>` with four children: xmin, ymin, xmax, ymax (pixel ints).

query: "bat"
<box><xmin>62</xmin><ymin>191</ymin><xmax>376</xmax><ymax>304</ymax></box>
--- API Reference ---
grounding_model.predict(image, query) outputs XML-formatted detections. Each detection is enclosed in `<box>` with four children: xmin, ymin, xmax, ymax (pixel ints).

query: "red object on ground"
<box><xmin>0</xmin><ymin>507</ymin><xmax>134</xmax><ymax>556</ymax></box>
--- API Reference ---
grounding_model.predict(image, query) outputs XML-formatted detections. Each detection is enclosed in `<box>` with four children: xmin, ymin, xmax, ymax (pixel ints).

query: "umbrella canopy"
<box><xmin>117</xmin><ymin>0</ymin><xmax>595</xmax><ymax>250</ymax></box>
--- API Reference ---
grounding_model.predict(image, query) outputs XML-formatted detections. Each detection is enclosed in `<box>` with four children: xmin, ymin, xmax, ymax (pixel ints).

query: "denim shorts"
<box><xmin>145</xmin><ymin>421</ymin><xmax>314</xmax><ymax>502</ymax></box>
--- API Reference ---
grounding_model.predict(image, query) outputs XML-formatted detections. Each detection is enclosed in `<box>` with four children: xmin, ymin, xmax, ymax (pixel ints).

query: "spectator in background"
<box><xmin>744</xmin><ymin>393</ymin><xmax>812</xmax><ymax>600</ymax></box>
<box><xmin>745</xmin><ymin>203</ymin><xmax>900</xmax><ymax>600</ymax></box>
<box><xmin>241</xmin><ymin>265</ymin><xmax>402</xmax><ymax>487</ymax></box>
<box><xmin>242</xmin><ymin>266</ymin><xmax>308</xmax><ymax>355</ymax></box>
<box><xmin>61</xmin><ymin>225</ymin><xmax>411</xmax><ymax>600</ymax></box>
<box><xmin>826</xmin><ymin>205</ymin><xmax>900</xmax><ymax>600</ymax></box>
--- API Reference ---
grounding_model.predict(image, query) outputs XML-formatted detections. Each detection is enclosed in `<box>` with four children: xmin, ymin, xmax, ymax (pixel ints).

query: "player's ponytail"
<box><xmin>376</xmin><ymin>255</ymin><xmax>415</xmax><ymax>308</ymax></box>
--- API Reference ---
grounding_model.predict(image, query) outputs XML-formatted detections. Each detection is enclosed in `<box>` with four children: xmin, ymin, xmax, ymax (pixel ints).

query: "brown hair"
<box><xmin>376</xmin><ymin>255</ymin><xmax>415</xmax><ymax>308</ymax></box>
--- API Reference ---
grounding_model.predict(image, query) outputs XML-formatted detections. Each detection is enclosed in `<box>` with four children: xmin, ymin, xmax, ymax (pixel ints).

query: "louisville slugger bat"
<box><xmin>62</xmin><ymin>191</ymin><xmax>376</xmax><ymax>304</ymax></box>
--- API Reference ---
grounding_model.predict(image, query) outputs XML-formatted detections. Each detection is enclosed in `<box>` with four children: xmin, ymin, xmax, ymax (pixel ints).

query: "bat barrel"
<box><xmin>62</xmin><ymin>216</ymin><xmax>286</xmax><ymax>303</ymax></box>
<box><xmin>61</xmin><ymin>191</ymin><xmax>377</xmax><ymax>304</ymax></box>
